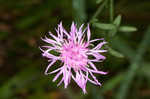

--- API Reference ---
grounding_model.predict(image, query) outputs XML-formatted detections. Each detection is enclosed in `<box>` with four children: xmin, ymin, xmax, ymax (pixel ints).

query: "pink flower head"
<box><xmin>40</xmin><ymin>22</ymin><xmax>107</xmax><ymax>94</ymax></box>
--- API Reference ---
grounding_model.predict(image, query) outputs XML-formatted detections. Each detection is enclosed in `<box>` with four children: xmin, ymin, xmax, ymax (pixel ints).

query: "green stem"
<box><xmin>90</xmin><ymin>0</ymin><xmax>108</xmax><ymax>23</ymax></box>
<box><xmin>110</xmin><ymin>0</ymin><xmax>114</xmax><ymax>22</ymax></box>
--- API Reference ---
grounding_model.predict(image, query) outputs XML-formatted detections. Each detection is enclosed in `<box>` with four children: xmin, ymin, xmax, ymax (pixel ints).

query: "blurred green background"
<box><xmin>0</xmin><ymin>0</ymin><xmax>150</xmax><ymax>99</ymax></box>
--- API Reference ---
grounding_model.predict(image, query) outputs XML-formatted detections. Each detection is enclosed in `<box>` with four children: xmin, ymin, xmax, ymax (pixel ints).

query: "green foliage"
<box><xmin>119</xmin><ymin>26</ymin><xmax>137</xmax><ymax>33</ymax></box>
<box><xmin>0</xmin><ymin>0</ymin><xmax>150</xmax><ymax>99</ymax></box>
<box><xmin>113</xmin><ymin>15</ymin><xmax>122</xmax><ymax>27</ymax></box>
<box><xmin>108</xmin><ymin>47</ymin><xmax>124</xmax><ymax>58</ymax></box>
<box><xmin>115</xmin><ymin>26</ymin><xmax>150</xmax><ymax>99</ymax></box>
<box><xmin>0</xmin><ymin>67</ymin><xmax>40</xmax><ymax>99</ymax></box>
<box><xmin>93</xmin><ymin>23</ymin><xmax>116</xmax><ymax>30</ymax></box>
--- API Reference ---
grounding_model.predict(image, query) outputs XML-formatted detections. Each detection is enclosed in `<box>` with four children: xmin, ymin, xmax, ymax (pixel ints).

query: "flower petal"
<box><xmin>87</xmin><ymin>24</ymin><xmax>91</xmax><ymax>42</ymax></box>
<box><xmin>44</xmin><ymin>60</ymin><xmax>57</xmax><ymax>75</ymax></box>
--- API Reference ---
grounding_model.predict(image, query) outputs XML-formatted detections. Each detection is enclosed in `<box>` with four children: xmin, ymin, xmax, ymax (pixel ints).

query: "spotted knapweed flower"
<box><xmin>40</xmin><ymin>22</ymin><xmax>107</xmax><ymax>93</ymax></box>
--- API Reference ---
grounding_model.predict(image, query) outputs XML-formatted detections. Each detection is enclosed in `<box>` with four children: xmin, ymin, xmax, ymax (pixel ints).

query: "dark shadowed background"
<box><xmin>0</xmin><ymin>0</ymin><xmax>150</xmax><ymax>99</ymax></box>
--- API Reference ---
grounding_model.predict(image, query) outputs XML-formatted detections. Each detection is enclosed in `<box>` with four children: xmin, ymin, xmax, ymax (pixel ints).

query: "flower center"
<box><xmin>60</xmin><ymin>41</ymin><xmax>88</xmax><ymax>70</ymax></box>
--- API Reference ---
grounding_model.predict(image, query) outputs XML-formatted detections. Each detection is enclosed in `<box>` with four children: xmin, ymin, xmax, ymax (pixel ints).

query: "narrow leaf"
<box><xmin>119</xmin><ymin>26</ymin><xmax>137</xmax><ymax>32</ymax></box>
<box><xmin>108</xmin><ymin>47</ymin><xmax>124</xmax><ymax>58</ymax></box>
<box><xmin>113</xmin><ymin>15</ymin><xmax>122</xmax><ymax>27</ymax></box>
<box><xmin>93</xmin><ymin>23</ymin><xmax>116</xmax><ymax>30</ymax></box>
